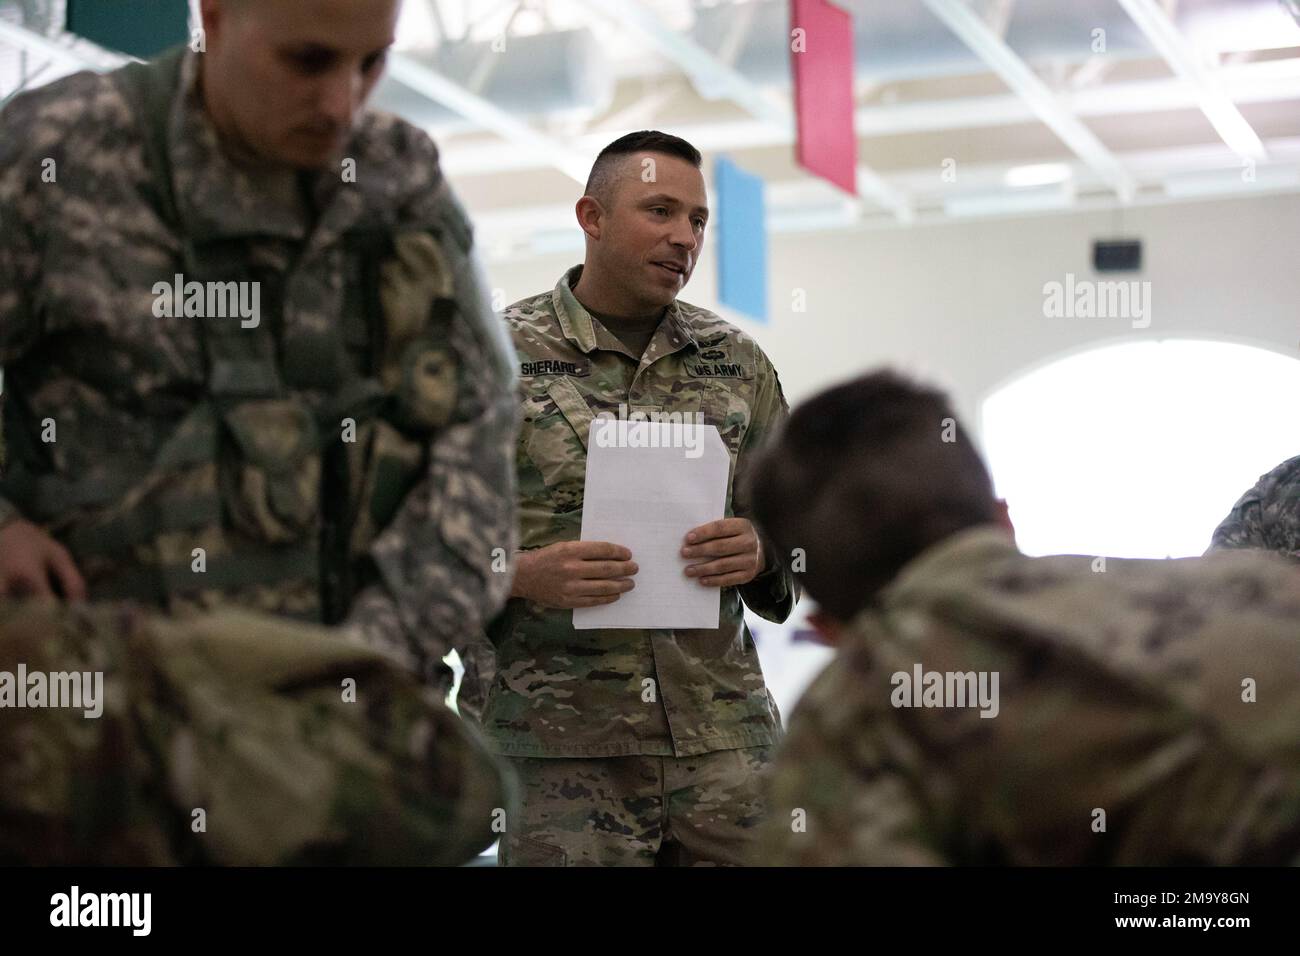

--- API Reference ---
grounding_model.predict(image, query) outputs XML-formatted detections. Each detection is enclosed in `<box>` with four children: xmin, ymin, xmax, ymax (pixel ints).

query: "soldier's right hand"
<box><xmin>511</xmin><ymin>540</ymin><xmax>637</xmax><ymax>609</ymax></box>
<box><xmin>0</xmin><ymin>519</ymin><xmax>87</xmax><ymax>601</ymax></box>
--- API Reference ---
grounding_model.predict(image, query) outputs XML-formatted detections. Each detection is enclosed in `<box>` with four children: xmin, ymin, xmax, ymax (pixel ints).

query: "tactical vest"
<box><xmin>0</xmin><ymin>48</ymin><xmax>513</xmax><ymax>624</ymax></box>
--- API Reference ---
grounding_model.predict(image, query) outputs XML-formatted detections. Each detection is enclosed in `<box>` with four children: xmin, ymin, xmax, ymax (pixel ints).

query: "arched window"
<box><xmin>981</xmin><ymin>339</ymin><xmax>1300</xmax><ymax>558</ymax></box>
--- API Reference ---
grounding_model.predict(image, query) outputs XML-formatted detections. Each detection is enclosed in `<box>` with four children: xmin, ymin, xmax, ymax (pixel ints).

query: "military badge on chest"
<box><xmin>684</xmin><ymin>345</ymin><xmax>754</xmax><ymax>380</ymax></box>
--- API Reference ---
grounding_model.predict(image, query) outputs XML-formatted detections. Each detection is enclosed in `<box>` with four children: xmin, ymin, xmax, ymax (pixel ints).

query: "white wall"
<box><xmin>479</xmin><ymin>192</ymin><xmax>1300</xmax><ymax>432</ymax></box>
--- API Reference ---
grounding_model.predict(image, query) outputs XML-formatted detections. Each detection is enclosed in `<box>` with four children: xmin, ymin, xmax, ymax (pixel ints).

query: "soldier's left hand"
<box><xmin>681</xmin><ymin>518</ymin><xmax>765</xmax><ymax>588</ymax></box>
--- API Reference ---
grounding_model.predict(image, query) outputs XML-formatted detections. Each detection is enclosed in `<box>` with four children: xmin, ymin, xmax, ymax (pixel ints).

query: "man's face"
<box><xmin>201</xmin><ymin>0</ymin><xmax>400</xmax><ymax>169</ymax></box>
<box><xmin>595</xmin><ymin>153</ymin><xmax>709</xmax><ymax>310</ymax></box>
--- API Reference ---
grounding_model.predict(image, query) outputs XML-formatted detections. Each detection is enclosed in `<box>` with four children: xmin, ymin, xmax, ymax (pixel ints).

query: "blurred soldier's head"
<box><xmin>750</xmin><ymin>370</ymin><xmax>1011</xmax><ymax>633</ymax></box>
<box><xmin>198</xmin><ymin>0</ymin><xmax>401</xmax><ymax>169</ymax></box>
<box><xmin>576</xmin><ymin>131</ymin><xmax>707</xmax><ymax>313</ymax></box>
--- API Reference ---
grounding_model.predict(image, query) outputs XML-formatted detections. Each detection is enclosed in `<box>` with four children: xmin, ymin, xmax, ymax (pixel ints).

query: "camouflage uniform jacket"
<box><xmin>482</xmin><ymin>266</ymin><xmax>798</xmax><ymax>758</ymax></box>
<box><xmin>759</xmin><ymin>525</ymin><xmax>1300</xmax><ymax>865</ymax></box>
<box><xmin>1209</xmin><ymin>455</ymin><xmax>1300</xmax><ymax>560</ymax></box>
<box><xmin>0</xmin><ymin>50</ymin><xmax>518</xmax><ymax>682</ymax></box>
<box><xmin>0</xmin><ymin>598</ymin><xmax>513</xmax><ymax>865</ymax></box>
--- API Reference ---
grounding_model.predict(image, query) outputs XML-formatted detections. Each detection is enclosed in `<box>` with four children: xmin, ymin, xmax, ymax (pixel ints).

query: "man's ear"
<box><xmin>575</xmin><ymin>195</ymin><xmax>604</xmax><ymax>241</ymax></box>
<box><xmin>200</xmin><ymin>0</ymin><xmax>222</xmax><ymax>40</ymax></box>
<box><xmin>807</xmin><ymin>609</ymin><xmax>843</xmax><ymax>648</ymax></box>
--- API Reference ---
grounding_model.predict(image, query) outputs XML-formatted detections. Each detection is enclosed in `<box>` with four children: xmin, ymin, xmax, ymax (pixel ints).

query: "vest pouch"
<box><xmin>348</xmin><ymin>418</ymin><xmax>426</xmax><ymax>560</ymax></box>
<box><xmin>376</xmin><ymin>230</ymin><xmax>461</xmax><ymax>434</ymax></box>
<box><xmin>219</xmin><ymin>399</ymin><xmax>322</xmax><ymax>545</ymax></box>
<box><xmin>393</xmin><ymin>342</ymin><xmax>460</xmax><ymax>433</ymax></box>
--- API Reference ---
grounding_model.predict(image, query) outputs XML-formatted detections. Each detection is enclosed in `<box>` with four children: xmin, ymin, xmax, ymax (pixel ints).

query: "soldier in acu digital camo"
<box><xmin>0</xmin><ymin>597</ymin><xmax>512</xmax><ymax>865</ymax></box>
<box><xmin>480</xmin><ymin>131</ymin><xmax>798</xmax><ymax>866</ymax></box>
<box><xmin>0</xmin><ymin>0</ymin><xmax>518</xmax><ymax>697</ymax></box>
<box><xmin>1207</xmin><ymin>455</ymin><xmax>1300</xmax><ymax>561</ymax></box>
<box><xmin>748</xmin><ymin>370</ymin><xmax>1300</xmax><ymax>866</ymax></box>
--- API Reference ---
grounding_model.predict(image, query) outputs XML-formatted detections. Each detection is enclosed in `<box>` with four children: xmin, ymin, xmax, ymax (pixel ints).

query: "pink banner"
<box><xmin>790</xmin><ymin>0</ymin><xmax>857</xmax><ymax>195</ymax></box>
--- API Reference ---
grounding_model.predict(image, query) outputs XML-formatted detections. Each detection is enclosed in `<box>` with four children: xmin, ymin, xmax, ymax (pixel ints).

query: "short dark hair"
<box><xmin>748</xmin><ymin>370</ymin><xmax>999</xmax><ymax>622</ymax></box>
<box><xmin>584</xmin><ymin>130</ymin><xmax>703</xmax><ymax>207</ymax></box>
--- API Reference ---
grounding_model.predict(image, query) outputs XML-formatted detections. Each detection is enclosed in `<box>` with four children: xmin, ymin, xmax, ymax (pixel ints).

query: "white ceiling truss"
<box><xmin>1115</xmin><ymin>0</ymin><xmax>1268</xmax><ymax>159</ymax></box>
<box><xmin>922</xmin><ymin>0</ymin><xmax>1138</xmax><ymax>202</ymax></box>
<box><xmin>1</xmin><ymin>0</ymin><xmax>1298</xmax><ymax>259</ymax></box>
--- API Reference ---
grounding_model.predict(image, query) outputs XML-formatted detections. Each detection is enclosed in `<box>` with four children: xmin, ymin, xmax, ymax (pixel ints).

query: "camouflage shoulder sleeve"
<box><xmin>1</xmin><ymin>71</ymin><xmax>138</xmax><ymax>516</ymax></box>
<box><xmin>0</xmin><ymin>89</ymin><xmax>41</xmax><ymax>366</ymax></box>
<box><xmin>349</xmin><ymin>138</ymin><xmax>520</xmax><ymax>683</ymax></box>
<box><xmin>735</xmin><ymin>344</ymin><xmax>799</xmax><ymax>622</ymax></box>
<box><xmin>0</xmin><ymin>598</ymin><xmax>514</xmax><ymax>865</ymax></box>
<box><xmin>1207</xmin><ymin>456</ymin><xmax>1300</xmax><ymax>558</ymax></box>
<box><xmin>0</xmin><ymin>70</ymin><xmax>133</xmax><ymax>364</ymax></box>
<box><xmin>367</xmin><ymin>116</ymin><xmax>518</xmax><ymax>381</ymax></box>
<box><xmin>756</xmin><ymin>636</ymin><xmax>943</xmax><ymax>866</ymax></box>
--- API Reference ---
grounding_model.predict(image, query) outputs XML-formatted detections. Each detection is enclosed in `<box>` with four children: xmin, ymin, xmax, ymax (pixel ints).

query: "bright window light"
<box><xmin>395</xmin><ymin>0</ymin><xmax>439</xmax><ymax>50</ymax></box>
<box><xmin>981</xmin><ymin>340</ymin><xmax>1300</xmax><ymax>559</ymax></box>
<box><xmin>1004</xmin><ymin>162</ymin><xmax>1072</xmax><ymax>188</ymax></box>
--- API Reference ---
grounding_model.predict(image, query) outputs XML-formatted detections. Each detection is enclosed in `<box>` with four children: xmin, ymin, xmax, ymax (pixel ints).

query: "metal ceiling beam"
<box><xmin>571</xmin><ymin>0</ymin><xmax>788</xmax><ymax>128</ymax></box>
<box><xmin>1116</xmin><ymin>0</ymin><xmax>1268</xmax><ymax>161</ymax></box>
<box><xmin>715</xmin><ymin>0</ymin><xmax>759</xmax><ymax>69</ymax></box>
<box><xmin>386</xmin><ymin>53</ymin><xmax>591</xmax><ymax>183</ymax></box>
<box><xmin>569</xmin><ymin>0</ymin><xmax>913</xmax><ymax>222</ymax></box>
<box><xmin>856</xmin><ymin>165</ymin><xmax>915</xmax><ymax>224</ymax></box>
<box><xmin>385</xmin><ymin>4</ymin><xmax>596</xmax><ymax>186</ymax></box>
<box><xmin>921</xmin><ymin>0</ymin><xmax>1137</xmax><ymax>203</ymax></box>
<box><xmin>437</xmin><ymin>56</ymin><xmax>1300</xmax><ymax>177</ymax></box>
<box><xmin>974</xmin><ymin>0</ymin><xmax>1016</xmax><ymax>40</ymax></box>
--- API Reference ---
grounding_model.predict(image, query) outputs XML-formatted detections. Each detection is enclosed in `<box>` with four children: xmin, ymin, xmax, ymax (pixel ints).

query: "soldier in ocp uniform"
<box><xmin>0</xmin><ymin>597</ymin><xmax>512</xmax><ymax>865</ymax></box>
<box><xmin>748</xmin><ymin>371</ymin><xmax>1300</xmax><ymax>866</ymax></box>
<box><xmin>1207</xmin><ymin>455</ymin><xmax>1300</xmax><ymax>561</ymax></box>
<box><xmin>0</xmin><ymin>0</ymin><xmax>518</xmax><ymax>697</ymax></box>
<box><xmin>483</xmin><ymin>131</ymin><xmax>799</xmax><ymax>866</ymax></box>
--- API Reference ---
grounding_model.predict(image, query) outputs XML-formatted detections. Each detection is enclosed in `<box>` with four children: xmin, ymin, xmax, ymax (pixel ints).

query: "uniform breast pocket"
<box><xmin>520</xmin><ymin>392</ymin><xmax>588</xmax><ymax>514</ymax></box>
<box><xmin>696</xmin><ymin>381</ymin><xmax>753</xmax><ymax>456</ymax></box>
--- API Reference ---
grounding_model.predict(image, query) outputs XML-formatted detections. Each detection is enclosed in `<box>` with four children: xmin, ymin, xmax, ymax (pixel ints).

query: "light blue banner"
<box><xmin>715</xmin><ymin>156</ymin><xmax>768</xmax><ymax>324</ymax></box>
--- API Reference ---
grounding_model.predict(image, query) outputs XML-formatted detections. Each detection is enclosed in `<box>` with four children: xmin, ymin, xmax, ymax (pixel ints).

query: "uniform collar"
<box><xmin>666</xmin><ymin>305</ymin><xmax>699</xmax><ymax>351</ymax></box>
<box><xmin>167</xmin><ymin>50</ymin><xmax>387</xmax><ymax>249</ymax></box>
<box><xmin>877</xmin><ymin>524</ymin><xmax>1020</xmax><ymax>609</ymax></box>
<box><xmin>553</xmin><ymin>265</ymin><xmax>700</xmax><ymax>355</ymax></box>
<box><xmin>553</xmin><ymin>266</ymin><xmax>599</xmax><ymax>351</ymax></box>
